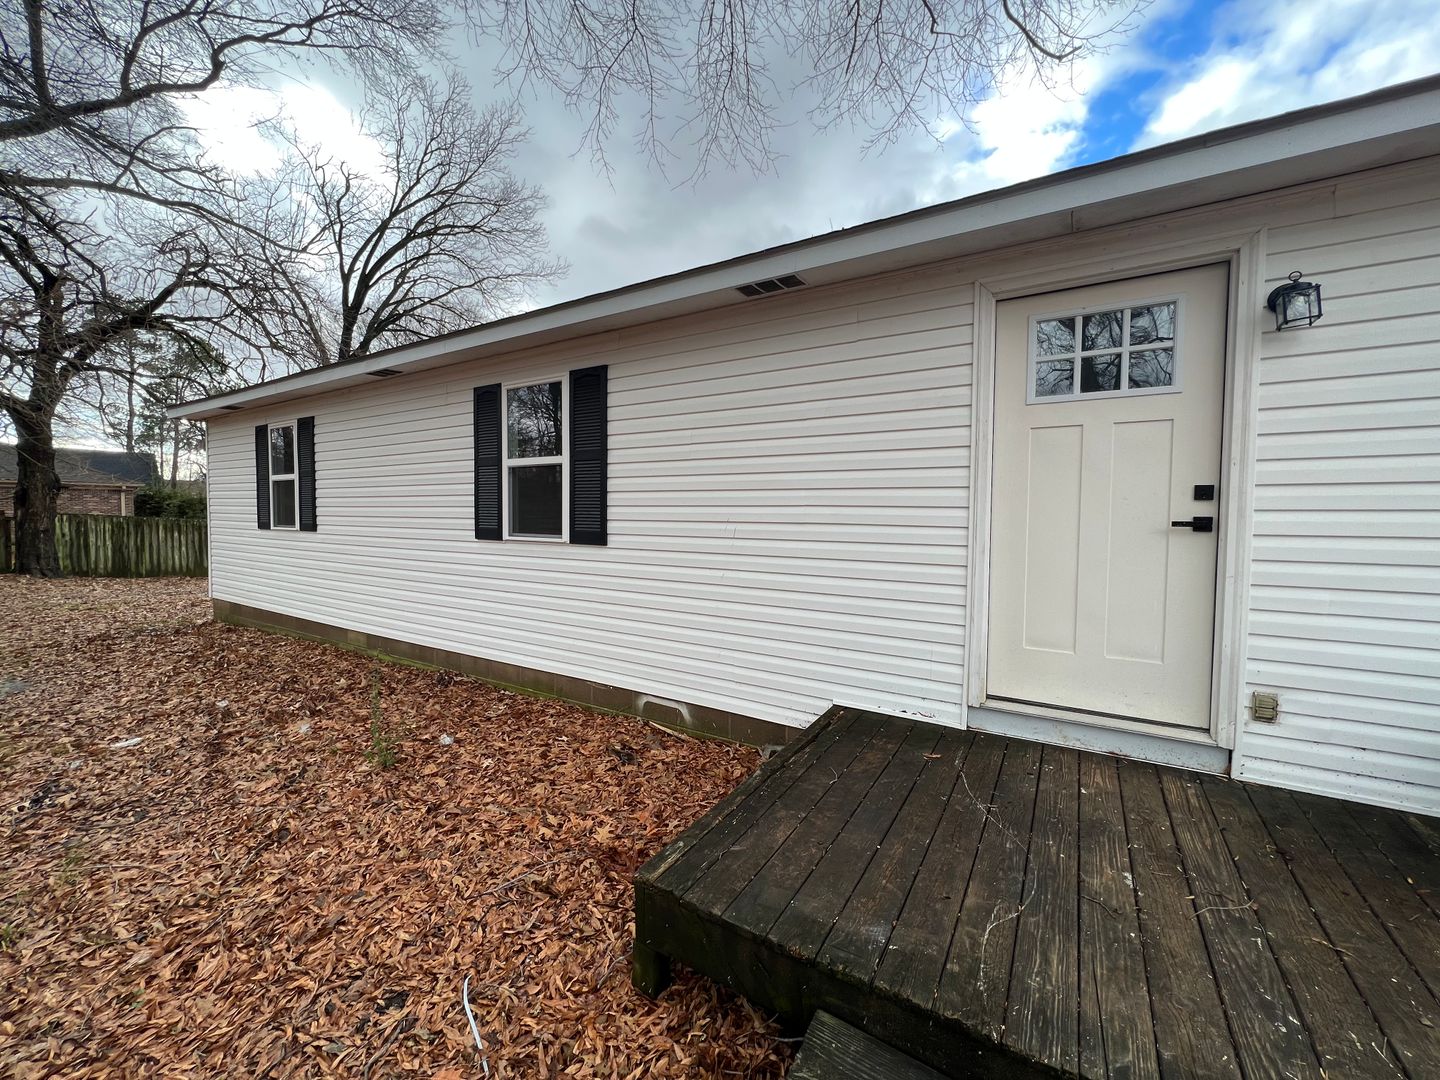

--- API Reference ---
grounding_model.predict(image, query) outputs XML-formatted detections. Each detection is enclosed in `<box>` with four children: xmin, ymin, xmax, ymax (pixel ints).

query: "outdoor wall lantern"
<box><xmin>1267</xmin><ymin>270</ymin><xmax>1323</xmax><ymax>330</ymax></box>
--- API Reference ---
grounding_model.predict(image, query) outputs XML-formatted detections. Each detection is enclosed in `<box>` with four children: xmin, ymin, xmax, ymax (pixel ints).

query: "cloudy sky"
<box><xmin>195</xmin><ymin>0</ymin><xmax>1440</xmax><ymax>308</ymax></box>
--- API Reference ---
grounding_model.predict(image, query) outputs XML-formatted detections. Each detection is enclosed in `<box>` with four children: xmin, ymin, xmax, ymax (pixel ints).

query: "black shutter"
<box><xmin>569</xmin><ymin>364</ymin><xmax>608</xmax><ymax>546</ymax></box>
<box><xmin>254</xmin><ymin>424</ymin><xmax>271</xmax><ymax>530</ymax></box>
<box><xmin>474</xmin><ymin>384</ymin><xmax>502</xmax><ymax>540</ymax></box>
<box><xmin>297</xmin><ymin>415</ymin><xmax>317</xmax><ymax>531</ymax></box>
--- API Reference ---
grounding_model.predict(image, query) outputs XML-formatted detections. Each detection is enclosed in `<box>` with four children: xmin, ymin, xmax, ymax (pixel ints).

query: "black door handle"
<box><xmin>1171</xmin><ymin>517</ymin><xmax>1214</xmax><ymax>532</ymax></box>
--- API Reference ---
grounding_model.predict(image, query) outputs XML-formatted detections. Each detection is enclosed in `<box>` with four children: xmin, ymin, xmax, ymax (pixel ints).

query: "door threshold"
<box><xmin>970</xmin><ymin>704</ymin><xmax>1231</xmax><ymax>774</ymax></box>
<box><xmin>984</xmin><ymin>696</ymin><xmax>1217</xmax><ymax>743</ymax></box>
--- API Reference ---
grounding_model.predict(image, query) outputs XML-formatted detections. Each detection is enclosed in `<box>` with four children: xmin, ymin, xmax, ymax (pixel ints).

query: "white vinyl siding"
<box><xmin>1237</xmin><ymin>169</ymin><xmax>1440</xmax><ymax>813</ymax></box>
<box><xmin>204</xmin><ymin>156</ymin><xmax>1440</xmax><ymax>816</ymax></box>
<box><xmin>207</xmin><ymin>268</ymin><xmax>973</xmax><ymax>729</ymax></box>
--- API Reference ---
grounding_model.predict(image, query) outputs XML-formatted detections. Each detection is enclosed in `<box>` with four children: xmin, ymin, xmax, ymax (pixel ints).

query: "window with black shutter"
<box><xmin>476</xmin><ymin>367</ymin><xmax>607</xmax><ymax>544</ymax></box>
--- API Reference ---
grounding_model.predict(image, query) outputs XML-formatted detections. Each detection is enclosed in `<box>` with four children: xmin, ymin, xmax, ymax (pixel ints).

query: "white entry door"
<box><xmin>986</xmin><ymin>264</ymin><xmax>1229</xmax><ymax>731</ymax></box>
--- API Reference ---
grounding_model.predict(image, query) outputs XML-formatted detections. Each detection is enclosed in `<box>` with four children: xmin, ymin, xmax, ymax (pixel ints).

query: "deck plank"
<box><xmin>872</xmin><ymin>732</ymin><xmax>1006</xmax><ymax>1005</ymax></box>
<box><xmin>790</xmin><ymin>1011</ymin><xmax>951</xmax><ymax>1080</ymax></box>
<box><xmin>638</xmin><ymin>710</ymin><xmax>834</xmax><ymax>883</ymax></box>
<box><xmin>1161</xmin><ymin>769</ymin><xmax>1321</xmax><ymax>1080</ymax></box>
<box><xmin>1245</xmin><ymin>783</ymin><xmax>1440</xmax><ymax>1079</ymax></box>
<box><xmin>724</xmin><ymin>715</ymin><xmax>917</xmax><ymax>938</ymax></box>
<box><xmin>1343</xmin><ymin>799</ymin><xmax>1440</xmax><ymax>922</ymax></box>
<box><xmin>813</xmin><ymin>729</ymin><xmax>974</xmax><ymax>981</ymax></box>
<box><xmin>1078</xmin><ymin>753</ymin><xmax>1160</xmax><ymax>1080</ymax></box>
<box><xmin>1118</xmin><ymin>762</ymin><xmax>1241</xmax><ymax>1080</ymax></box>
<box><xmin>650</xmin><ymin>709</ymin><xmax>863</xmax><ymax>895</ymax></box>
<box><xmin>1201</xmin><ymin>775</ymin><xmax>1404</xmax><ymax>1079</ymax></box>
<box><xmin>1293</xmin><ymin>792</ymin><xmax>1440</xmax><ymax>1003</ymax></box>
<box><xmin>934</xmin><ymin>738</ymin><xmax>1043</xmax><ymax>1043</ymax></box>
<box><xmin>1342</xmin><ymin>800</ymin><xmax>1440</xmax><ymax>915</ymax></box>
<box><xmin>682</xmin><ymin>710</ymin><xmax>881</xmax><ymax>912</ymax></box>
<box><xmin>1006</xmin><ymin>745</ymin><xmax>1081</xmax><ymax>1075</ymax></box>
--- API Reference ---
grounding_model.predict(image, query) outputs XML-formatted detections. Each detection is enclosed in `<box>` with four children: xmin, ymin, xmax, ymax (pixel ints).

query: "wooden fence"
<box><xmin>1</xmin><ymin>514</ymin><xmax>207</xmax><ymax>577</ymax></box>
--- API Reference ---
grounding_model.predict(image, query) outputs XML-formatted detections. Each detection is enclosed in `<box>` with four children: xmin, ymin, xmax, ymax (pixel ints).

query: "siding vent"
<box><xmin>368</xmin><ymin>368</ymin><xmax>404</xmax><ymax>377</ymax></box>
<box><xmin>736</xmin><ymin>274</ymin><xmax>806</xmax><ymax>298</ymax></box>
<box><xmin>1252</xmin><ymin>691</ymin><xmax>1279</xmax><ymax>723</ymax></box>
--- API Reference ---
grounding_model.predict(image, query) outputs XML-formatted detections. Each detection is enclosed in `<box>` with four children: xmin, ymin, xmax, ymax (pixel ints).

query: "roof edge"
<box><xmin>172</xmin><ymin>72</ymin><xmax>1440</xmax><ymax>421</ymax></box>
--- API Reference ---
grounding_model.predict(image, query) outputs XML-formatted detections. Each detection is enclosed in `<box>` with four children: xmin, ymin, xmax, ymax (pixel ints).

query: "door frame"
<box><xmin>963</xmin><ymin>228</ymin><xmax>1266</xmax><ymax>751</ymax></box>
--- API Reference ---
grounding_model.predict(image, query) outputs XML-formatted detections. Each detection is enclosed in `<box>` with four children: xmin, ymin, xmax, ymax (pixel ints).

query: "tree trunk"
<box><xmin>12</xmin><ymin>414</ymin><xmax>63</xmax><ymax>577</ymax></box>
<box><xmin>125</xmin><ymin>374</ymin><xmax>136</xmax><ymax>453</ymax></box>
<box><xmin>169</xmin><ymin>420</ymin><xmax>180</xmax><ymax>488</ymax></box>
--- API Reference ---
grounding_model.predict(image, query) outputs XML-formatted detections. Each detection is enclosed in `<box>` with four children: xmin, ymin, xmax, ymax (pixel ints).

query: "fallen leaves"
<box><xmin>0</xmin><ymin>577</ymin><xmax>790</xmax><ymax>1078</ymax></box>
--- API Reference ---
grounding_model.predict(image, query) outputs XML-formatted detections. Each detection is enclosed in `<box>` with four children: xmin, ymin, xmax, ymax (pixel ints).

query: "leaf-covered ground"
<box><xmin>0</xmin><ymin>577</ymin><xmax>790</xmax><ymax>1078</ymax></box>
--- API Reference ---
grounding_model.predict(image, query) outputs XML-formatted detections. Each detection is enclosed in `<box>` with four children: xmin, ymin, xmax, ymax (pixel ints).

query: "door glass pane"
<box><xmin>1035</xmin><ymin>359</ymin><xmax>1073</xmax><ymax>397</ymax></box>
<box><xmin>270</xmin><ymin>479</ymin><xmax>297</xmax><ymax>528</ymax></box>
<box><xmin>1082</xmin><ymin>310</ymin><xmax>1123</xmax><ymax>351</ymax></box>
<box><xmin>1081</xmin><ymin>353</ymin><xmax>1121</xmax><ymax>393</ymax></box>
<box><xmin>1128</xmin><ymin>349</ymin><xmax>1175</xmax><ymax>389</ymax></box>
<box><xmin>269</xmin><ymin>425</ymin><xmax>295</xmax><ymax>475</ymax></box>
<box><xmin>1129</xmin><ymin>303</ymin><xmax>1176</xmax><ymax>345</ymax></box>
<box><xmin>509</xmin><ymin>464</ymin><xmax>562</xmax><ymax>536</ymax></box>
<box><xmin>1035</xmin><ymin>318</ymin><xmax>1076</xmax><ymax>356</ymax></box>
<box><xmin>507</xmin><ymin>382</ymin><xmax>562</xmax><ymax>458</ymax></box>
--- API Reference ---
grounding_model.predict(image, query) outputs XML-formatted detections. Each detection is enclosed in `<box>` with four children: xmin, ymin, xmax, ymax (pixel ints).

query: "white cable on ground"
<box><xmin>461</xmin><ymin>974</ymin><xmax>490</xmax><ymax>1077</ymax></box>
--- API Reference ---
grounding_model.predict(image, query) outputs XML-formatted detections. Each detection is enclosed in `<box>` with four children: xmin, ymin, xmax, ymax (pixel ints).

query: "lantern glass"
<box><xmin>1268</xmin><ymin>274</ymin><xmax>1323</xmax><ymax>331</ymax></box>
<box><xmin>1284</xmin><ymin>288</ymin><xmax>1315</xmax><ymax>325</ymax></box>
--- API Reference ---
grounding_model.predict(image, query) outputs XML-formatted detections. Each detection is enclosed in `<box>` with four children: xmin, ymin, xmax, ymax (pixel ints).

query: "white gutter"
<box><xmin>172</xmin><ymin>74</ymin><xmax>1440</xmax><ymax>421</ymax></box>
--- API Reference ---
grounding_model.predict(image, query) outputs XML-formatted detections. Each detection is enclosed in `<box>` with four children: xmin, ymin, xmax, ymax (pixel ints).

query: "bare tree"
<box><xmin>473</xmin><ymin>0</ymin><xmax>1141</xmax><ymax>171</ymax></box>
<box><xmin>282</xmin><ymin>75</ymin><xmax>564</xmax><ymax>365</ymax></box>
<box><xmin>1</xmin><ymin>0</ymin><xmax>1136</xmax><ymax>575</ymax></box>
<box><xmin>0</xmin><ymin>0</ymin><xmax>442</xmax><ymax>575</ymax></box>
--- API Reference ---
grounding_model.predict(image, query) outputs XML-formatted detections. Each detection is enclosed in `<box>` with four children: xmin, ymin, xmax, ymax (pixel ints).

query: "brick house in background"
<box><xmin>0</xmin><ymin>445</ymin><xmax>156</xmax><ymax>517</ymax></box>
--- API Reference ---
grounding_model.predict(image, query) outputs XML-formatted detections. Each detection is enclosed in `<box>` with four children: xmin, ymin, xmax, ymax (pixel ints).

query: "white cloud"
<box><xmin>180</xmin><ymin>81</ymin><xmax>385</xmax><ymax>177</ymax></box>
<box><xmin>957</xmin><ymin>71</ymin><xmax>1093</xmax><ymax>186</ymax></box>
<box><xmin>1140</xmin><ymin>0</ymin><xmax>1440</xmax><ymax>145</ymax></box>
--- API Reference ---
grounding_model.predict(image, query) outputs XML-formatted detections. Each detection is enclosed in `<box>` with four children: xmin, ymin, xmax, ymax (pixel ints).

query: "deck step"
<box><xmin>790</xmin><ymin>1011</ymin><xmax>950</xmax><ymax>1079</ymax></box>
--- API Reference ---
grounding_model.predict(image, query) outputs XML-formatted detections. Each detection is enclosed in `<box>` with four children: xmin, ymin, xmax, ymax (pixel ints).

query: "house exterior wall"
<box><xmin>1238</xmin><ymin>170</ymin><xmax>1440</xmax><ymax>811</ymax></box>
<box><xmin>0</xmin><ymin>483</ymin><xmax>132</xmax><ymax>516</ymax></box>
<box><xmin>207</xmin><ymin>268</ymin><xmax>975</xmax><ymax>730</ymax></box>
<box><xmin>205</xmin><ymin>156</ymin><xmax>1440</xmax><ymax>814</ymax></box>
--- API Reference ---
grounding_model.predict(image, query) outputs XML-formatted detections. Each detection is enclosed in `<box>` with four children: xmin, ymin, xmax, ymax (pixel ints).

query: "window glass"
<box><xmin>509</xmin><ymin>464</ymin><xmax>562</xmax><ymax>536</ymax></box>
<box><xmin>1081</xmin><ymin>354</ymin><xmax>1121</xmax><ymax>393</ymax></box>
<box><xmin>1032</xmin><ymin>298</ymin><xmax>1180</xmax><ymax>400</ymax></box>
<box><xmin>1129</xmin><ymin>303</ymin><xmax>1175</xmax><ymax>345</ymax></box>
<box><xmin>507</xmin><ymin>382</ymin><xmax>562</xmax><ymax>458</ymax></box>
<box><xmin>1082</xmin><ymin>311</ymin><xmax>1123</xmax><ymax>351</ymax></box>
<box><xmin>1035</xmin><ymin>359</ymin><xmax>1073</xmax><ymax>397</ymax></box>
<box><xmin>269</xmin><ymin>425</ymin><xmax>295</xmax><ymax>475</ymax></box>
<box><xmin>1129</xmin><ymin>349</ymin><xmax>1175</xmax><ymax>389</ymax></box>
<box><xmin>1035</xmin><ymin>318</ymin><xmax>1076</xmax><ymax>356</ymax></box>
<box><xmin>271</xmin><ymin>479</ymin><xmax>297</xmax><ymax>528</ymax></box>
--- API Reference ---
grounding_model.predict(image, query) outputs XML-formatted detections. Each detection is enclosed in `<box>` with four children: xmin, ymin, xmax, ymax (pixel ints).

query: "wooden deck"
<box><xmin>634</xmin><ymin>708</ymin><xmax>1440</xmax><ymax>1080</ymax></box>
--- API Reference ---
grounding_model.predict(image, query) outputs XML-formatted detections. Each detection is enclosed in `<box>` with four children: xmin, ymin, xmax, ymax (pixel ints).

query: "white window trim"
<box><xmin>501</xmin><ymin>376</ymin><xmax>568</xmax><ymax>542</ymax></box>
<box><xmin>267</xmin><ymin>420</ymin><xmax>300</xmax><ymax>531</ymax></box>
<box><xmin>1025</xmin><ymin>292</ymin><xmax>1185</xmax><ymax>404</ymax></box>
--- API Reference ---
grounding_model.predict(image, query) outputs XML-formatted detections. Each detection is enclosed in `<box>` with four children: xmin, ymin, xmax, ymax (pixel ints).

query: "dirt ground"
<box><xmin>0</xmin><ymin>577</ymin><xmax>791</xmax><ymax>1079</ymax></box>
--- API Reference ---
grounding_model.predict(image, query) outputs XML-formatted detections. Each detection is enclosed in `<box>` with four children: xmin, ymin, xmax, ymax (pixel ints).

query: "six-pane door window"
<box><xmin>1031</xmin><ymin>300</ymin><xmax>1178</xmax><ymax>402</ymax></box>
<box><xmin>269</xmin><ymin>422</ymin><xmax>299</xmax><ymax>529</ymax></box>
<box><xmin>505</xmin><ymin>381</ymin><xmax>564</xmax><ymax>538</ymax></box>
